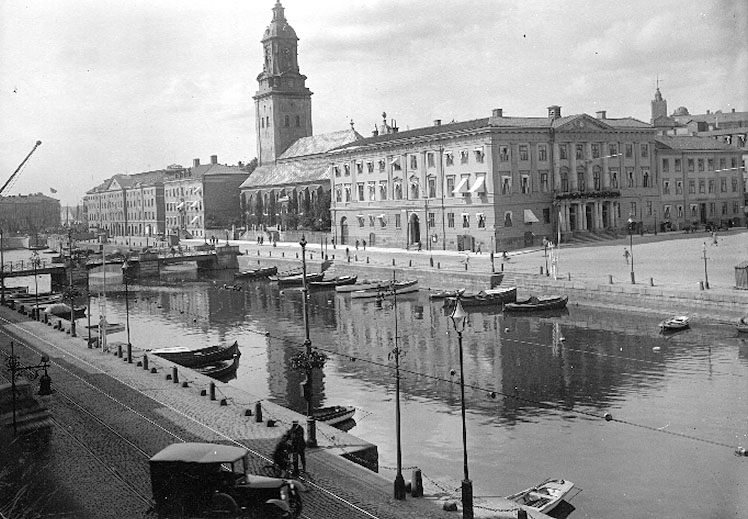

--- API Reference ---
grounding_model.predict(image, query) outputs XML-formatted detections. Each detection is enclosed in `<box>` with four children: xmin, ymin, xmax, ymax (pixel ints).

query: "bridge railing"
<box><xmin>2</xmin><ymin>258</ymin><xmax>54</xmax><ymax>273</ymax></box>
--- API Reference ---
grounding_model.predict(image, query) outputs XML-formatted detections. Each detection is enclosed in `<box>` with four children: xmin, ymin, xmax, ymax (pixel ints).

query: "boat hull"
<box><xmin>350</xmin><ymin>280</ymin><xmax>419</xmax><ymax>299</ymax></box>
<box><xmin>335</xmin><ymin>280</ymin><xmax>387</xmax><ymax>293</ymax></box>
<box><xmin>313</xmin><ymin>405</ymin><xmax>355</xmax><ymax>426</ymax></box>
<box><xmin>309</xmin><ymin>275</ymin><xmax>358</xmax><ymax>289</ymax></box>
<box><xmin>504</xmin><ymin>295</ymin><xmax>568</xmax><ymax>312</ymax></box>
<box><xmin>150</xmin><ymin>341</ymin><xmax>240</xmax><ymax>368</ymax></box>
<box><xmin>195</xmin><ymin>354</ymin><xmax>240</xmax><ymax>381</ymax></box>
<box><xmin>506</xmin><ymin>478</ymin><xmax>575</xmax><ymax>514</ymax></box>
<box><xmin>234</xmin><ymin>266</ymin><xmax>277</xmax><ymax>279</ymax></box>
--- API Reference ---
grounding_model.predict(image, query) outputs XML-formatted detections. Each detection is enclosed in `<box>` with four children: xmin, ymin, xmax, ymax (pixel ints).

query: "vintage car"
<box><xmin>150</xmin><ymin>442</ymin><xmax>304</xmax><ymax>518</ymax></box>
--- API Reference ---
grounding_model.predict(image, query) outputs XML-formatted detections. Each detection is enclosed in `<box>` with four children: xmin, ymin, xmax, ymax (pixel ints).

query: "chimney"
<box><xmin>596</xmin><ymin>110</ymin><xmax>607</xmax><ymax>120</ymax></box>
<box><xmin>210</xmin><ymin>155</ymin><xmax>218</xmax><ymax>165</ymax></box>
<box><xmin>732</xmin><ymin>108</ymin><xmax>736</xmax><ymax>113</ymax></box>
<box><xmin>193</xmin><ymin>158</ymin><xmax>200</xmax><ymax>167</ymax></box>
<box><xmin>548</xmin><ymin>105</ymin><xmax>562</xmax><ymax>119</ymax></box>
<box><xmin>492</xmin><ymin>108</ymin><xmax>503</xmax><ymax>117</ymax></box>
<box><xmin>433</xmin><ymin>119</ymin><xmax>442</xmax><ymax>126</ymax></box>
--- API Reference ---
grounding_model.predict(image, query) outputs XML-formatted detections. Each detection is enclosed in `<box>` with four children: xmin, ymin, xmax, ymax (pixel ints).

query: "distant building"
<box><xmin>0</xmin><ymin>193</ymin><xmax>61</xmax><ymax>234</ymax></box>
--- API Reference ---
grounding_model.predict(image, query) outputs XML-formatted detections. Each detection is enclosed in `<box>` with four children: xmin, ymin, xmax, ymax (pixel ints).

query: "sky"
<box><xmin>1</xmin><ymin>0</ymin><xmax>746</xmax><ymax>206</ymax></box>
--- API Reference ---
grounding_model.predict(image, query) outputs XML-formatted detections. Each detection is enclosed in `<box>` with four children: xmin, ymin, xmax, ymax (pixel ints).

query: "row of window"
<box><xmin>333</xmin><ymin>148</ymin><xmax>486</xmax><ymax>177</ymax></box>
<box><xmin>352</xmin><ymin>209</ymin><xmax>553</xmax><ymax>230</ymax></box>
<box><xmin>499</xmin><ymin>142</ymin><xmax>648</xmax><ymax>162</ymax></box>
<box><xmin>662</xmin><ymin>177</ymin><xmax>741</xmax><ymax>195</ymax></box>
<box><xmin>662</xmin><ymin>201</ymin><xmax>741</xmax><ymax>220</ymax></box>
<box><xmin>661</xmin><ymin>156</ymin><xmax>740</xmax><ymax>174</ymax></box>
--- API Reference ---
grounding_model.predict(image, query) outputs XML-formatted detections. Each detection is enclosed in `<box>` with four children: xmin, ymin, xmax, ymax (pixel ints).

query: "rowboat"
<box><xmin>195</xmin><ymin>353</ymin><xmax>240</xmax><ymax>381</ymax></box>
<box><xmin>271</xmin><ymin>271</ymin><xmax>324</xmax><ymax>286</ymax></box>
<box><xmin>350</xmin><ymin>280</ymin><xmax>419</xmax><ymax>299</ymax></box>
<box><xmin>445</xmin><ymin>286</ymin><xmax>517</xmax><ymax>307</ymax></box>
<box><xmin>428</xmin><ymin>290</ymin><xmax>460</xmax><ymax>300</ymax></box>
<box><xmin>44</xmin><ymin>303</ymin><xmax>86</xmax><ymax>320</ymax></box>
<box><xmin>150</xmin><ymin>341</ymin><xmax>240</xmax><ymax>368</ymax></box>
<box><xmin>737</xmin><ymin>316</ymin><xmax>748</xmax><ymax>333</ymax></box>
<box><xmin>659</xmin><ymin>315</ymin><xmax>690</xmax><ymax>331</ymax></box>
<box><xmin>504</xmin><ymin>295</ymin><xmax>568</xmax><ymax>312</ymax></box>
<box><xmin>313</xmin><ymin>405</ymin><xmax>356</xmax><ymax>426</ymax></box>
<box><xmin>308</xmin><ymin>275</ymin><xmax>358</xmax><ymax>289</ymax></box>
<box><xmin>234</xmin><ymin>266</ymin><xmax>277</xmax><ymax>279</ymax></box>
<box><xmin>335</xmin><ymin>279</ymin><xmax>388</xmax><ymax>293</ymax></box>
<box><xmin>505</xmin><ymin>478</ymin><xmax>575</xmax><ymax>514</ymax></box>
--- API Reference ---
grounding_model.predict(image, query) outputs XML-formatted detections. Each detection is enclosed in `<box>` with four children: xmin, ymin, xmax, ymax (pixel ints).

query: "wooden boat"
<box><xmin>737</xmin><ymin>316</ymin><xmax>748</xmax><ymax>333</ymax></box>
<box><xmin>313</xmin><ymin>405</ymin><xmax>356</xmax><ymax>426</ymax></box>
<box><xmin>44</xmin><ymin>303</ymin><xmax>86</xmax><ymax>320</ymax></box>
<box><xmin>149</xmin><ymin>341</ymin><xmax>240</xmax><ymax>368</ymax></box>
<box><xmin>271</xmin><ymin>271</ymin><xmax>324</xmax><ymax>287</ymax></box>
<box><xmin>445</xmin><ymin>287</ymin><xmax>518</xmax><ymax>307</ymax></box>
<box><xmin>86</xmin><ymin>321</ymin><xmax>126</xmax><ymax>336</ymax></box>
<box><xmin>505</xmin><ymin>478</ymin><xmax>575</xmax><ymax>514</ymax></box>
<box><xmin>234</xmin><ymin>266</ymin><xmax>277</xmax><ymax>279</ymax></box>
<box><xmin>335</xmin><ymin>279</ymin><xmax>388</xmax><ymax>293</ymax></box>
<box><xmin>504</xmin><ymin>295</ymin><xmax>568</xmax><ymax>312</ymax></box>
<box><xmin>350</xmin><ymin>280</ymin><xmax>419</xmax><ymax>299</ymax></box>
<box><xmin>429</xmin><ymin>290</ymin><xmax>460</xmax><ymax>300</ymax></box>
<box><xmin>659</xmin><ymin>315</ymin><xmax>690</xmax><ymax>331</ymax></box>
<box><xmin>309</xmin><ymin>275</ymin><xmax>358</xmax><ymax>289</ymax></box>
<box><xmin>195</xmin><ymin>353</ymin><xmax>240</xmax><ymax>381</ymax></box>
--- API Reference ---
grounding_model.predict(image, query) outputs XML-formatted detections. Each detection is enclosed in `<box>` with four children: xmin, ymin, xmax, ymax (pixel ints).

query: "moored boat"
<box><xmin>335</xmin><ymin>279</ymin><xmax>388</xmax><ymax>293</ymax></box>
<box><xmin>504</xmin><ymin>295</ymin><xmax>568</xmax><ymax>312</ymax></box>
<box><xmin>234</xmin><ymin>266</ymin><xmax>277</xmax><ymax>279</ymax></box>
<box><xmin>271</xmin><ymin>271</ymin><xmax>324</xmax><ymax>286</ymax></box>
<box><xmin>308</xmin><ymin>275</ymin><xmax>357</xmax><ymax>289</ymax></box>
<box><xmin>737</xmin><ymin>316</ymin><xmax>748</xmax><ymax>333</ymax></box>
<box><xmin>444</xmin><ymin>286</ymin><xmax>518</xmax><ymax>307</ymax></box>
<box><xmin>150</xmin><ymin>341</ymin><xmax>240</xmax><ymax>368</ymax></box>
<box><xmin>313</xmin><ymin>405</ymin><xmax>356</xmax><ymax>426</ymax></box>
<box><xmin>505</xmin><ymin>478</ymin><xmax>576</xmax><ymax>514</ymax></box>
<box><xmin>350</xmin><ymin>280</ymin><xmax>419</xmax><ymax>299</ymax></box>
<box><xmin>44</xmin><ymin>303</ymin><xmax>86</xmax><ymax>320</ymax></box>
<box><xmin>195</xmin><ymin>353</ymin><xmax>240</xmax><ymax>381</ymax></box>
<box><xmin>659</xmin><ymin>315</ymin><xmax>690</xmax><ymax>331</ymax></box>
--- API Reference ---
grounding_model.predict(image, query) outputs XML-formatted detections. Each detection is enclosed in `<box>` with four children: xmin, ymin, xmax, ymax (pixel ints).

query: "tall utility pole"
<box><xmin>390</xmin><ymin>271</ymin><xmax>406</xmax><ymax>500</ymax></box>
<box><xmin>299</xmin><ymin>235</ymin><xmax>317</xmax><ymax>447</ymax></box>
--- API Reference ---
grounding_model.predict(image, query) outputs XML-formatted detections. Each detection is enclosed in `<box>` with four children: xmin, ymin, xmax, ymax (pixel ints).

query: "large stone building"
<box><xmin>0</xmin><ymin>193</ymin><xmax>61</xmax><ymax>234</ymax></box>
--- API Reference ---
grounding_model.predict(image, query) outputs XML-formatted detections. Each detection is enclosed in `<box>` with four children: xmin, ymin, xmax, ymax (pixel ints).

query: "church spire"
<box><xmin>650</xmin><ymin>80</ymin><xmax>667</xmax><ymax>124</ymax></box>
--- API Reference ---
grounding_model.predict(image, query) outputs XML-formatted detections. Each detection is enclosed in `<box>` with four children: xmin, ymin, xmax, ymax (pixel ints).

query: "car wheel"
<box><xmin>211</xmin><ymin>492</ymin><xmax>239</xmax><ymax>516</ymax></box>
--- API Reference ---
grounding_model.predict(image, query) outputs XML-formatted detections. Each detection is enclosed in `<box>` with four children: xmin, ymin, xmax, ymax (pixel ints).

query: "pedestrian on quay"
<box><xmin>290</xmin><ymin>421</ymin><xmax>306</xmax><ymax>476</ymax></box>
<box><xmin>623</xmin><ymin>248</ymin><xmax>630</xmax><ymax>264</ymax></box>
<box><xmin>355</xmin><ymin>239</ymin><xmax>359</xmax><ymax>250</ymax></box>
<box><xmin>272</xmin><ymin>430</ymin><xmax>293</xmax><ymax>477</ymax></box>
<box><xmin>362</xmin><ymin>239</ymin><xmax>366</xmax><ymax>250</ymax></box>
<box><xmin>712</xmin><ymin>231</ymin><xmax>718</xmax><ymax>246</ymax></box>
<box><xmin>476</xmin><ymin>244</ymin><xmax>482</xmax><ymax>254</ymax></box>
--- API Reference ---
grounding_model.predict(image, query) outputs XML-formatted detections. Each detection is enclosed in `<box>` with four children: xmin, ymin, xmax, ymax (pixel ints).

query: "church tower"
<box><xmin>650</xmin><ymin>87</ymin><xmax>667</xmax><ymax>124</ymax></box>
<box><xmin>254</xmin><ymin>1</ymin><xmax>313</xmax><ymax>166</ymax></box>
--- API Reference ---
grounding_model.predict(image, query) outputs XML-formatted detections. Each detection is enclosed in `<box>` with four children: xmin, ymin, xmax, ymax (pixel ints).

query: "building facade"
<box><xmin>0</xmin><ymin>193</ymin><xmax>61</xmax><ymax>234</ymax></box>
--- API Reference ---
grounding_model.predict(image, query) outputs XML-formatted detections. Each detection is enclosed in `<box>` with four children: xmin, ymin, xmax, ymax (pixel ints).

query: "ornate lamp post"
<box><xmin>389</xmin><ymin>276</ymin><xmax>406</xmax><ymax>500</ymax></box>
<box><xmin>449</xmin><ymin>294</ymin><xmax>473</xmax><ymax>519</ymax></box>
<box><xmin>30</xmin><ymin>250</ymin><xmax>41</xmax><ymax>320</ymax></box>
<box><xmin>121</xmin><ymin>259</ymin><xmax>132</xmax><ymax>363</ymax></box>
<box><xmin>4</xmin><ymin>340</ymin><xmax>52</xmax><ymax>433</ymax></box>
<box><xmin>299</xmin><ymin>235</ymin><xmax>318</xmax><ymax>447</ymax></box>
<box><xmin>627</xmin><ymin>215</ymin><xmax>635</xmax><ymax>284</ymax></box>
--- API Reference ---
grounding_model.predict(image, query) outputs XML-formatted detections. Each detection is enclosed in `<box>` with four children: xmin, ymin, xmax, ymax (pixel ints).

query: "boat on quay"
<box><xmin>149</xmin><ymin>341</ymin><xmax>240</xmax><ymax>368</ymax></box>
<box><xmin>234</xmin><ymin>266</ymin><xmax>278</xmax><ymax>280</ymax></box>
<box><xmin>505</xmin><ymin>478</ymin><xmax>577</xmax><ymax>514</ymax></box>
<box><xmin>308</xmin><ymin>275</ymin><xmax>357</xmax><ymax>289</ymax></box>
<box><xmin>335</xmin><ymin>279</ymin><xmax>388</xmax><ymax>293</ymax></box>
<box><xmin>350</xmin><ymin>279</ymin><xmax>419</xmax><ymax>299</ymax></box>
<box><xmin>504</xmin><ymin>295</ymin><xmax>568</xmax><ymax>312</ymax></box>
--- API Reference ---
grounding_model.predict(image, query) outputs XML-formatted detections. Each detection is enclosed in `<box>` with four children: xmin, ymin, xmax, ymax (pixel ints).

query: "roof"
<box><xmin>150</xmin><ymin>443</ymin><xmax>247</xmax><ymax>463</ymax></box>
<box><xmin>279</xmin><ymin>129</ymin><xmax>363</xmax><ymax>159</ymax></box>
<box><xmin>655</xmin><ymin>135</ymin><xmax>739</xmax><ymax>151</ymax></box>
<box><xmin>240</xmin><ymin>158</ymin><xmax>328</xmax><ymax>189</ymax></box>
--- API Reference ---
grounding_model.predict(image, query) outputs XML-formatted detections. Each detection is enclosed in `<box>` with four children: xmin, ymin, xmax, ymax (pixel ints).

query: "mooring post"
<box><xmin>254</xmin><ymin>401</ymin><xmax>263</xmax><ymax>422</ymax></box>
<box><xmin>209</xmin><ymin>382</ymin><xmax>216</xmax><ymax>400</ymax></box>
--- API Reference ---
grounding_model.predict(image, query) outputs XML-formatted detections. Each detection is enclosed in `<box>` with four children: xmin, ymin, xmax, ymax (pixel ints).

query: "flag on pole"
<box><xmin>50</xmin><ymin>187</ymin><xmax>57</xmax><ymax>193</ymax></box>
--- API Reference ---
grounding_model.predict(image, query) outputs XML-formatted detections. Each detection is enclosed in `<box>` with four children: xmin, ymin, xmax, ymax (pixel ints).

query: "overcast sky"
<box><xmin>1</xmin><ymin>0</ymin><xmax>746</xmax><ymax>206</ymax></box>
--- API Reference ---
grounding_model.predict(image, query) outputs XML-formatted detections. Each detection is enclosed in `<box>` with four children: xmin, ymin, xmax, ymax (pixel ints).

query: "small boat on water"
<box><xmin>428</xmin><ymin>289</ymin><xmax>460</xmax><ymax>300</ymax></box>
<box><xmin>234</xmin><ymin>266</ymin><xmax>277</xmax><ymax>280</ymax></box>
<box><xmin>313</xmin><ymin>405</ymin><xmax>356</xmax><ymax>426</ymax></box>
<box><xmin>737</xmin><ymin>316</ymin><xmax>748</xmax><ymax>333</ymax></box>
<box><xmin>150</xmin><ymin>341</ymin><xmax>240</xmax><ymax>368</ymax></box>
<box><xmin>504</xmin><ymin>295</ymin><xmax>568</xmax><ymax>312</ymax></box>
<box><xmin>195</xmin><ymin>353</ymin><xmax>240</xmax><ymax>381</ymax></box>
<box><xmin>659</xmin><ymin>315</ymin><xmax>690</xmax><ymax>331</ymax></box>
<box><xmin>444</xmin><ymin>287</ymin><xmax>518</xmax><ymax>307</ymax></box>
<box><xmin>309</xmin><ymin>275</ymin><xmax>358</xmax><ymax>289</ymax></box>
<box><xmin>44</xmin><ymin>303</ymin><xmax>86</xmax><ymax>320</ymax></box>
<box><xmin>350</xmin><ymin>280</ymin><xmax>419</xmax><ymax>299</ymax></box>
<box><xmin>335</xmin><ymin>279</ymin><xmax>388</xmax><ymax>293</ymax></box>
<box><xmin>270</xmin><ymin>271</ymin><xmax>324</xmax><ymax>287</ymax></box>
<box><xmin>505</xmin><ymin>478</ymin><xmax>576</xmax><ymax>514</ymax></box>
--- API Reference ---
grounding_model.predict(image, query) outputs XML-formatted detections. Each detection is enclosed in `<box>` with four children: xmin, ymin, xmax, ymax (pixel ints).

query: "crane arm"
<box><xmin>1</xmin><ymin>140</ymin><xmax>42</xmax><ymax>196</ymax></box>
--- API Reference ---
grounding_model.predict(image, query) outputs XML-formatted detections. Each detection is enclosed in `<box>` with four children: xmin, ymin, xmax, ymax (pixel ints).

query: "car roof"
<box><xmin>150</xmin><ymin>443</ymin><xmax>247</xmax><ymax>463</ymax></box>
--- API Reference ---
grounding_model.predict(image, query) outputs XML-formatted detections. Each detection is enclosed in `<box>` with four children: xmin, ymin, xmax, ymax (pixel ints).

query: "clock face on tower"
<box><xmin>281</xmin><ymin>47</ymin><xmax>292</xmax><ymax>71</ymax></box>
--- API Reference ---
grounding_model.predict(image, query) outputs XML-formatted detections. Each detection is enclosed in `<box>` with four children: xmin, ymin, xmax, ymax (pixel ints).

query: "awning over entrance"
<box><xmin>524</xmin><ymin>209</ymin><xmax>540</xmax><ymax>223</ymax></box>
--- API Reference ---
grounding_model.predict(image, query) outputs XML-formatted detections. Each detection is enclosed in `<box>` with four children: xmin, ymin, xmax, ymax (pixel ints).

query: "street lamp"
<box><xmin>702</xmin><ymin>242</ymin><xmax>710</xmax><ymax>289</ymax></box>
<box><xmin>121</xmin><ymin>259</ymin><xmax>132</xmax><ymax>363</ymax></box>
<box><xmin>627</xmin><ymin>215</ymin><xmax>635</xmax><ymax>284</ymax></box>
<box><xmin>449</xmin><ymin>294</ymin><xmax>473</xmax><ymax>519</ymax></box>
<box><xmin>4</xmin><ymin>340</ymin><xmax>52</xmax><ymax>434</ymax></box>
<box><xmin>299</xmin><ymin>235</ymin><xmax>317</xmax><ymax>448</ymax></box>
<box><xmin>30</xmin><ymin>250</ymin><xmax>41</xmax><ymax>320</ymax></box>
<box><xmin>389</xmin><ymin>276</ymin><xmax>406</xmax><ymax>500</ymax></box>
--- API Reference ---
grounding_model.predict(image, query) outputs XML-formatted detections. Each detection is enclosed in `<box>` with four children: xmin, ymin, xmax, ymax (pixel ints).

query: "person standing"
<box><xmin>712</xmin><ymin>231</ymin><xmax>718</xmax><ymax>246</ymax></box>
<box><xmin>623</xmin><ymin>248</ymin><xmax>630</xmax><ymax>264</ymax></box>
<box><xmin>290</xmin><ymin>421</ymin><xmax>306</xmax><ymax>476</ymax></box>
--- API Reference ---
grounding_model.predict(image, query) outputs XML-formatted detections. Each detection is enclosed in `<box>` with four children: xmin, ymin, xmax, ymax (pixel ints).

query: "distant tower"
<box><xmin>651</xmin><ymin>86</ymin><xmax>667</xmax><ymax>124</ymax></box>
<box><xmin>254</xmin><ymin>1</ymin><xmax>313</xmax><ymax>165</ymax></box>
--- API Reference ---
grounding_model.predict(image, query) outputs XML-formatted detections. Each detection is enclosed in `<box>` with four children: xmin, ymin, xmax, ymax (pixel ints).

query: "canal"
<box><xmin>5</xmin><ymin>250</ymin><xmax>748</xmax><ymax>518</ymax></box>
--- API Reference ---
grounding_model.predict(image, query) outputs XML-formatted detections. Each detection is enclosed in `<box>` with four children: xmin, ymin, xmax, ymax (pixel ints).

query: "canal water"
<box><xmin>5</xmin><ymin>249</ymin><xmax>747</xmax><ymax>518</ymax></box>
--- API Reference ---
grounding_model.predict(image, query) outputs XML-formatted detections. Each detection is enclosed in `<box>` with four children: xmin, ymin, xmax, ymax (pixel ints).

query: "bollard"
<box><xmin>151</xmin><ymin>367</ymin><xmax>158</xmax><ymax>374</ymax></box>
<box><xmin>296</xmin><ymin>252</ymin><xmax>299</xmax><ymax>259</ymax></box>
<box><xmin>254</xmin><ymin>401</ymin><xmax>263</xmax><ymax>423</ymax></box>
<box><xmin>568</xmin><ymin>272</ymin><xmax>571</xmax><ymax>281</ymax></box>
<box><xmin>411</xmin><ymin>469</ymin><xmax>424</xmax><ymax>497</ymax></box>
<box><xmin>392</xmin><ymin>258</ymin><xmax>395</xmax><ymax>266</ymax></box>
<box><xmin>366</xmin><ymin>256</ymin><xmax>369</xmax><ymax>264</ymax></box>
<box><xmin>257</xmin><ymin>250</ymin><xmax>260</xmax><ymax>256</ymax></box>
<box><xmin>437</xmin><ymin>262</ymin><xmax>440</xmax><ymax>269</ymax></box>
<box><xmin>699</xmin><ymin>281</ymin><xmax>704</xmax><ymax>291</ymax></box>
<box><xmin>172</xmin><ymin>367</ymin><xmax>179</xmax><ymax>384</ymax></box>
<box><xmin>220</xmin><ymin>398</ymin><xmax>227</xmax><ymax>406</ymax></box>
<box><xmin>117</xmin><ymin>344</ymin><xmax>123</xmax><ymax>358</ymax></box>
<box><xmin>501</xmin><ymin>263</ymin><xmax>504</xmax><ymax>272</ymax></box>
<box><xmin>650</xmin><ymin>277</ymin><xmax>654</xmax><ymax>287</ymax></box>
<box><xmin>282</xmin><ymin>252</ymin><xmax>285</xmax><ymax>258</ymax></box>
<box><xmin>465</xmin><ymin>262</ymin><xmax>468</xmax><ymax>271</ymax></box>
<box><xmin>245</xmin><ymin>409</ymin><xmax>253</xmax><ymax>417</ymax></box>
<box><xmin>310</xmin><ymin>253</ymin><xmax>313</xmax><ymax>260</ymax></box>
<box><xmin>347</xmin><ymin>256</ymin><xmax>350</xmax><ymax>263</ymax></box>
<box><xmin>608</xmin><ymin>274</ymin><xmax>613</xmax><ymax>284</ymax></box>
<box><xmin>143</xmin><ymin>354</ymin><xmax>149</xmax><ymax>370</ymax></box>
<box><xmin>209</xmin><ymin>382</ymin><xmax>216</xmax><ymax>401</ymax></box>
<box><xmin>182</xmin><ymin>381</ymin><xmax>189</xmax><ymax>388</ymax></box>
<box><xmin>430</xmin><ymin>257</ymin><xmax>434</xmax><ymax>267</ymax></box>
<box><xmin>409</xmin><ymin>260</ymin><xmax>412</xmax><ymax>267</ymax></box>
<box><xmin>200</xmin><ymin>389</ymin><xmax>207</xmax><ymax>396</ymax></box>
<box><xmin>269</xmin><ymin>251</ymin><xmax>272</xmax><ymax>257</ymax></box>
<box><xmin>540</xmin><ymin>266</ymin><xmax>544</xmax><ymax>275</ymax></box>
